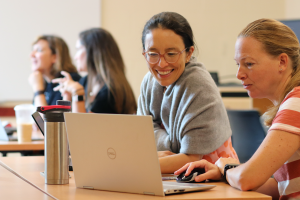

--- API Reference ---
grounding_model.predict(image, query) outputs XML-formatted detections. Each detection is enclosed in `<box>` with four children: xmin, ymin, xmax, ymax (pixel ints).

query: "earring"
<box><xmin>280</xmin><ymin>68</ymin><xmax>283</xmax><ymax>71</ymax></box>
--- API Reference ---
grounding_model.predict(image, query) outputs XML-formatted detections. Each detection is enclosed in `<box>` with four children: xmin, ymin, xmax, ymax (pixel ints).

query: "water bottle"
<box><xmin>37</xmin><ymin>101</ymin><xmax>71</xmax><ymax>185</ymax></box>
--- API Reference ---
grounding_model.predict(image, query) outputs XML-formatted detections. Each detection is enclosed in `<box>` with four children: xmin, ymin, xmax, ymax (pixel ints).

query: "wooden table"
<box><xmin>0</xmin><ymin>131</ymin><xmax>44</xmax><ymax>152</ymax></box>
<box><xmin>0</xmin><ymin>156</ymin><xmax>271</xmax><ymax>200</ymax></box>
<box><xmin>0</xmin><ymin>117</ymin><xmax>44</xmax><ymax>152</ymax></box>
<box><xmin>0</xmin><ymin>140</ymin><xmax>44</xmax><ymax>151</ymax></box>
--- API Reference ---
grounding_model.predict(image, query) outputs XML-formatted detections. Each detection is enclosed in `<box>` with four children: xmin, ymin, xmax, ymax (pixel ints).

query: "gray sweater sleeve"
<box><xmin>137</xmin><ymin>74</ymin><xmax>172</xmax><ymax>151</ymax></box>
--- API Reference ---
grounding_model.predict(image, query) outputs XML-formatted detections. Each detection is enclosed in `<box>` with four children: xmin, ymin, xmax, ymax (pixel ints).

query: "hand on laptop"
<box><xmin>158</xmin><ymin>151</ymin><xmax>175</xmax><ymax>158</ymax></box>
<box><xmin>174</xmin><ymin>159</ymin><xmax>222</xmax><ymax>183</ymax></box>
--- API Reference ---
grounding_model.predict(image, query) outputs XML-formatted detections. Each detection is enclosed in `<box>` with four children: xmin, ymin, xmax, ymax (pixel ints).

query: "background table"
<box><xmin>219</xmin><ymin>86</ymin><xmax>273</xmax><ymax>114</ymax></box>
<box><xmin>0</xmin><ymin>140</ymin><xmax>44</xmax><ymax>151</ymax></box>
<box><xmin>0</xmin><ymin>156</ymin><xmax>271</xmax><ymax>200</ymax></box>
<box><xmin>0</xmin><ymin>116</ymin><xmax>44</xmax><ymax>154</ymax></box>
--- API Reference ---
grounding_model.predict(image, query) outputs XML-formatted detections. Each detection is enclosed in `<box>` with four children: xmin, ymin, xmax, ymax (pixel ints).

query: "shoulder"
<box><xmin>279</xmin><ymin>86</ymin><xmax>300</xmax><ymax>112</ymax></box>
<box><xmin>175</xmin><ymin>59</ymin><xmax>218</xmax><ymax>93</ymax></box>
<box><xmin>271</xmin><ymin>86</ymin><xmax>300</xmax><ymax>134</ymax></box>
<box><xmin>69</xmin><ymin>72</ymin><xmax>81</xmax><ymax>81</ymax></box>
<box><xmin>140</xmin><ymin>72</ymin><xmax>158</xmax><ymax>93</ymax></box>
<box><xmin>181</xmin><ymin>59</ymin><xmax>210</xmax><ymax>81</ymax></box>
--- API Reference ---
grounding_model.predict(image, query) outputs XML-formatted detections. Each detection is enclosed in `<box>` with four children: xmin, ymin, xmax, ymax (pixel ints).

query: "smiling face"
<box><xmin>144</xmin><ymin>28</ymin><xmax>193</xmax><ymax>86</ymax></box>
<box><xmin>235</xmin><ymin>37</ymin><xmax>284</xmax><ymax>100</ymax></box>
<box><xmin>30</xmin><ymin>39</ymin><xmax>56</xmax><ymax>74</ymax></box>
<box><xmin>74</xmin><ymin>39</ymin><xmax>88</xmax><ymax>72</ymax></box>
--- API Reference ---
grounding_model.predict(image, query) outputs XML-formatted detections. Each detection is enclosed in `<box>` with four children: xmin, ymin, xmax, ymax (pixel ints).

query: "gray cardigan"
<box><xmin>137</xmin><ymin>57</ymin><xmax>232</xmax><ymax>155</ymax></box>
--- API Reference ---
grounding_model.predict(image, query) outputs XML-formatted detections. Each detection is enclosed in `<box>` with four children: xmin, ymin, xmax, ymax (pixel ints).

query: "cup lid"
<box><xmin>14</xmin><ymin>104</ymin><xmax>35</xmax><ymax>111</ymax></box>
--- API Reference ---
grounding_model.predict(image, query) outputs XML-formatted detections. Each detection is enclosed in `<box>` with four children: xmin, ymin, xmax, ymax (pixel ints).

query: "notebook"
<box><xmin>0</xmin><ymin>119</ymin><xmax>43</xmax><ymax>141</ymax></box>
<box><xmin>64</xmin><ymin>113</ymin><xmax>215</xmax><ymax>196</ymax></box>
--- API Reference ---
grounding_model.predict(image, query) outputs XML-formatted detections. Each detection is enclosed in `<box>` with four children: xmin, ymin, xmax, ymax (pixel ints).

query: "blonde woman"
<box><xmin>175</xmin><ymin>18</ymin><xmax>300</xmax><ymax>200</ymax></box>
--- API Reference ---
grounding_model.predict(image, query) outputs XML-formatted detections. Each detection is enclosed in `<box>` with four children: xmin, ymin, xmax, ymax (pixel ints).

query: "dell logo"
<box><xmin>107</xmin><ymin>148</ymin><xmax>116</xmax><ymax>159</ymax></box>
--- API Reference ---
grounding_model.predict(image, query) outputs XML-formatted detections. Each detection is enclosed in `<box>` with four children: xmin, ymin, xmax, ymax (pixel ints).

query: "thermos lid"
<box><xmin>56</xmin><ymin>100</ymin><xmax>71</xmax><ymax>106</ymax></box>
<box><xmin>37</xmin><ymin>105</ymin><xmax>71</xmax><ymax>114</ymax></box>
<box><xmin>37</xmin><ymin>105</ymin><xmax>71</xmax><ymax>122</ymax></box>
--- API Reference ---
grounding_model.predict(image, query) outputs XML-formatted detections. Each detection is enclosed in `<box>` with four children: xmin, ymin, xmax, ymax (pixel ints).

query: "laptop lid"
<box><xmin>64</xmin><ymin>113</ymin><xmax>215</xmax><ymax>196</ymax></box>
<box><xmin>64</xmin><ymin>113</ymin><xmax>165</xmax><ymax>196</ymax></box>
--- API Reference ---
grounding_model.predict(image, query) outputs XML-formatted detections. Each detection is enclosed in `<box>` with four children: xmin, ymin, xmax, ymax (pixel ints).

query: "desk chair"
<box><xmin>227</xmin><ymin>110</ymin><xmax>266</xmax><ymax>163</ymax></box>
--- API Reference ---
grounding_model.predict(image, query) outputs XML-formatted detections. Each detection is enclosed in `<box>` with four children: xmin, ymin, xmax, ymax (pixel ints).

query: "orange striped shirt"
<box><xmin>269</xmin><ymin>87</ymin><xmax>300</xmax><ymax>200</ymax></box>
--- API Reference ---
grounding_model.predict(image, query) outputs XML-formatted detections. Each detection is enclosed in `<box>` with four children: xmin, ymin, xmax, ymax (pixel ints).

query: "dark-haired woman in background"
<box><xmin>29</xmin><ymin>35</ymin><xmax>81</xmax><ymax>107</ymax></box>
<box><xmin>137</xmin><ymin>12</ymin><xmax>238</xmax><ymax>174</ymax></box>
<box><xmin>53</xmin><ymin>28</ymin><xmax>137</xmax><ymax>114</ymax></box>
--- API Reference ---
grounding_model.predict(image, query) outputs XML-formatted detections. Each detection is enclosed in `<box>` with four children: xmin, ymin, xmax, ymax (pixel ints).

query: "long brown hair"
<box><xmin>238</xmin><ymin>18</ymin><xmax>300</xmax><ymax>126</ymax></box>
<box><xmin>79</xmin><ymin>28</ymin><xmax>137</xmax><ymax>114</ymax></box>
<box><xmin>33</xmin><ymin>35</ymin><xmax>78</xmax><ymax>77</ymax></box>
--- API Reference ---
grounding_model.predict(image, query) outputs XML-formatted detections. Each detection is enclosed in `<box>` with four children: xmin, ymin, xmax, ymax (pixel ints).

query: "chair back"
<box><xmin>227</xmin><ymin>109</ymin><xmax>266</xmax><ymax>163</ymax></box>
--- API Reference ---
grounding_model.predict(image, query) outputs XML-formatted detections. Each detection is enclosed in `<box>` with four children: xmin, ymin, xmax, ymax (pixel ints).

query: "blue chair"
<box><xmin>227</xmin><ymin>110</ymin><xmax>266</xmax><ymax>163</ymax></box>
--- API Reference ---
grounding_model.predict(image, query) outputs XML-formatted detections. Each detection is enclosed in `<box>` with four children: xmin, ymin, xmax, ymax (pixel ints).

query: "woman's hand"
<box><xmin>215</xmin><ymin>157</ymin><xmax>240</xmax><ymax>175</ymax></box>
<box><xmin>52</xmin><ymin>71</ymin><xmax>84</xmax><ymax>100</ymax></box>
<box><xmin>28</xmin><ymin>71</ymin><xmax>45</xmax><ymax>92</ymax></box>
<box><xmin>157</xmin><ymin>151</ymin><xmax>175</xmax><ymax>158</ymax></box>
<box><xmin>174</xmin><ymin>159</ymin><xmax>222</xmax><ymax>182</ymax></box>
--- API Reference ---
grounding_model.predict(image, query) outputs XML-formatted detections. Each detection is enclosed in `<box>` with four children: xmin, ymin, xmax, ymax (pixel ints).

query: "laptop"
<box><xmin>64</xmin><ymin>113</ymin><xmax>215</xmax><ymax>196</ymax></box>
<box><xmin>0</xmin><ymin>119</ymin><xmax>43</xmax><ymax>141</ymax></box>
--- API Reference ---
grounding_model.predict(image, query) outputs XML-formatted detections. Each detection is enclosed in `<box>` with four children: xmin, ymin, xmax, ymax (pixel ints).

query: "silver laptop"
<box><xmin>64</xmin><ymin>113</ymin><xmax>215</xmax><ymax>196</ymax></box>
<box><xmin>0</xmin><ymin>119</ymin><xmax>43</xmax><ymax>141</ymax></box>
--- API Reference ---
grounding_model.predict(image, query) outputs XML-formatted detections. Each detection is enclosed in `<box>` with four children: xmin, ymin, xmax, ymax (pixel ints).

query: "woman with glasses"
<box><xmin>138</xmin><ymin>12</ymin><xmax>238</xmax><ymax>174</ymax></box>
<box><xmin>175</xmin><ymin>18</ymin><xmax>300</xmax><ymax>199</ymax></box>
<box><xmin>52</xmin><ymin>28</ymin><xmax>137</xmax><ymax>114</ymax></box>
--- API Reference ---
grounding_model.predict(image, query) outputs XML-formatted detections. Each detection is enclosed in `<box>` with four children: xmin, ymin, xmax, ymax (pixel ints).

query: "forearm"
<box><xmin>72</xmin><ymin>101</ymin><xmax>86</xmax><ymax>113</ymax></box>
<box><xmin>226</xmin><ymin>162</ymin><xmax>275</xmax><ymax>191</ymax></box>
<box><xmin>255</xmin><ymin>178</ymin><xmax>279</xmax><ymax>200</ymax></box>
<box><xmin>159</xmin><ymin>153</ymin><xmax>202</xmax><ymax>174</ymax></box>
<box><xmin>33</xmin><ymin>95</ymin><xmax>48</xmax><ymax>107</ymax></box>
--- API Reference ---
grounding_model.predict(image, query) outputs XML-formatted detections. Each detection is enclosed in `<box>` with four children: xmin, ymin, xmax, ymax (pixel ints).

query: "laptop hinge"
<box><xmin>83</xmin><ymin>186</ymin><xmax>94</xmax><ymax>190</ymax></box>
<box><xmin>143</xmin><ymin>192</ymin><xmax>155</xmax><ymax>195</ymax></box>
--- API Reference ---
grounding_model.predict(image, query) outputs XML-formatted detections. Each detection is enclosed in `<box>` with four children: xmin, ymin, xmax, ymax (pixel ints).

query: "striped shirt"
<box><xmin>269</xmin><ymin>87</ymin><xmax>300</xmax><ymax>200</ymax></box>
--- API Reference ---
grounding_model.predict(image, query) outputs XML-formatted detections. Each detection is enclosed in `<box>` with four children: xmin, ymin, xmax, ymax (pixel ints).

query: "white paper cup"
<box><xmin>14</xmin><ymin>104</ymin><xmax>35</xmax><ymax>142</ymax></box>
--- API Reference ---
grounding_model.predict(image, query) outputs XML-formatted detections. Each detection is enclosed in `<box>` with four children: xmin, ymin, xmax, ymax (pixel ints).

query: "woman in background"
<box><xmin>175</xmin><ymin>18</ymin><xmax>300</xmax><ymax>200</ymax></box>
<box><xmin>137</xmin><ymin>12</ymin><xmax>238</xmax><ymax>174</ymax></box>
<box><xmin>53</xmin><ymin>28</ymin><xmax>137</xmax><ymax>114</ymax></box>
<box><xmin>28</xmin><ymin>35</ymin><xmax>81</xmax><ymax>106</ymax></box>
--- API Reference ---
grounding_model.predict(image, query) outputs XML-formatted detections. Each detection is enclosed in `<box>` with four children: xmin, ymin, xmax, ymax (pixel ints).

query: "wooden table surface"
<box><xmin>0</xmin><ymin>131</ymin><xmax>44</xmax><ymax>151</ymax></box>
<box><xmin>0</xmin><ymin>156</ymin><xmax>271</xmax><ymax>200</ymax></box>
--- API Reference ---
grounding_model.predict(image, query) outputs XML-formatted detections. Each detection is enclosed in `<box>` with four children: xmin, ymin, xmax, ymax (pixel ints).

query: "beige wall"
<box><xmin>286</xmin><ymin>0</ymin><xmax>300</xmax><ymax>18</ymax></box>
<box><xmin>102</xmin><ymin>0</ymin><xmax>285</xmax><ymax>101</ymax></box>
<box><xmin>0</xmin><ymin>0</ymin><xmax>100</xmax><ymax>102</ymax></box>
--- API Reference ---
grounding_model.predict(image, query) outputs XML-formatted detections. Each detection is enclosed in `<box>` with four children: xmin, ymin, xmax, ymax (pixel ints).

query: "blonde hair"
<box><xmin>33</xmin><ymin>35</ymin><xmax>77</xmax><ymax>77</ymax></box>
<box><xmin>238</xmin><ymin>18</ymin><xmax>300</xmax><ymax>126</ymax></box>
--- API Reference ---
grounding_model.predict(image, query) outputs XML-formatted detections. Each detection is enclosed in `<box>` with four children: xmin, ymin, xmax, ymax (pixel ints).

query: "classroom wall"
<box><xmin>286</xmin><ymin>0</ymin><xmax>300</xmax><ymax>19</ymax></box>
<box><xmin>0</xmin><ymin>0</ymin><xmax>101</xmax><ymax>102</ymax></box>
<box><xmin>102</xmin><ymin>0</ymin><xmax>285</xmax><ymax>101</ymax></box>
<box><xmin>2</xmin><ymin>0</ymin><xmax>299</xmax><ymax>103</ymax></box>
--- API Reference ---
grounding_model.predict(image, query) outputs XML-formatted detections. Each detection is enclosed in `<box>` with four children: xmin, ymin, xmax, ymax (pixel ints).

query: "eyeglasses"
<box><xmin>142</xmin><ymin>48</ymin><xmax>188</xmax><ymax>64</ymax></box>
